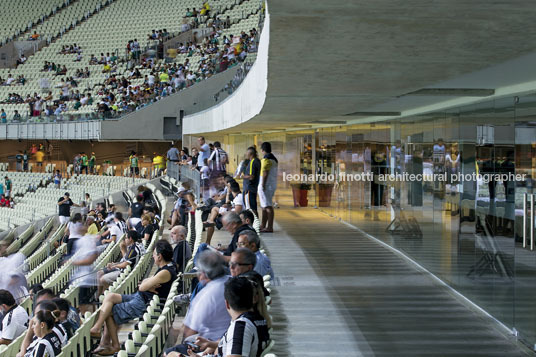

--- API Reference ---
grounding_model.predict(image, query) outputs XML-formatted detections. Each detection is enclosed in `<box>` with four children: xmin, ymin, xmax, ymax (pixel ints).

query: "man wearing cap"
<box><xmin>57</xmin><ymin>192</ymin><xmax>79</xmax><ymax>224</ymax></box>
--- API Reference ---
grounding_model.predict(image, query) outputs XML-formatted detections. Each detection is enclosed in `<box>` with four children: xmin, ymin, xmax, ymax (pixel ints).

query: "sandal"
<box><xmin>203</xmin><ymin>222</ymin><xmax>215</xmax><ymax>228</ymax></box>
<box><xmin>260</xmin><ymin>228</ymin><xmax>273</xmax><ymax>233</ymax></box>
<box><xmin>96</xmin><ymin>347</ymin><xmax>120</xmax><ymax>356</ymax></box>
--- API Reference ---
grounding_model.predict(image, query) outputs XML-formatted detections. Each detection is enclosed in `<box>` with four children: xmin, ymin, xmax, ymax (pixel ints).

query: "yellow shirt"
<box><xmin>159</xmin><ymin>72</ymin><xmax>169</xmax><ymax>82</ymax></box>
<box><xmin>87</xmin><ymin>223</ymin><xmax>99</xmax><ymax>235</ymax></box>
<box><xmin>153</xmin><ymin>155</ymin><xmax>164</xmax><ymax>168</ymax></box>
<box><xmin>35</xmin><ymin>151</ymin><xmax>45</xmax><ymax>162</ymax></box>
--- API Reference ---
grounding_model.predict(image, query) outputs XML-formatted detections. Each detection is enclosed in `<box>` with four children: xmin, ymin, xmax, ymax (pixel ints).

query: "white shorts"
<box><xmin>59</xmin><ymin>215</ymin><xmax>70</xmax><ymax>225</ymax></box>
<box><xmin>258</xmin><ymin>187</ymin><xmax>275</xmax><ymax>208</ymax></box>
<box><xmin>129</xmin><ymin>217</ymin><xmax>141</xmax><ymax>227</ymax></box>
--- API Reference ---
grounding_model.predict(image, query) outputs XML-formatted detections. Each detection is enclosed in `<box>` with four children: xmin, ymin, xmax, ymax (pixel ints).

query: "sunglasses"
<box><xmin>229</xmin><ymin>261</ymin><xmax>250</xmax><ymax>268</ymax></box>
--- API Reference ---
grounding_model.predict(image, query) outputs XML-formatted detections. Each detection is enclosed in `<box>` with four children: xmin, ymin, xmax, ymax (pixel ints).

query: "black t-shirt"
<box><xmin>130</xmin><ymin>202</ymin><xmax>143</xmax><ymax>218</ymax></box>
<box><xmin>139</xmin><ymin>263</ymin><xmax>178</xmax><ymax>303</ymax></box>
<box><xmin>243</xmin><ymin>158</ymin><xmax>261</xmax><ymax>193</ymax></box>
<box><xmin>173</xmin><ymin>240</ymin><xmax>192</xmax><ymax>273</ymax></box>
<box><xmin>58</xmin><ymin>197</ymin><xmax>74</xmax><ymax>217</ymax></box>
<box><xmin>135</xmin><ymin>222</ymin><xmax>155</xmax><ymax>242</ymax></box>
<box><xmin>224</xmin><ymin>224</ymin><xmax>255</xmax><ymax>256</ymax></box>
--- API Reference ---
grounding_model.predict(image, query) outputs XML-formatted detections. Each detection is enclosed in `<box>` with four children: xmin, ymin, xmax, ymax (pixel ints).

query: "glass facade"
<box><xmin>214</xmin><ymin>93</ymin><xmax>536</xmax><ymax>348</ymax></box>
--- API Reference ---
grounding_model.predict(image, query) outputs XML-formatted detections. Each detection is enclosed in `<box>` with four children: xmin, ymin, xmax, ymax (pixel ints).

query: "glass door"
<box><xmin>514</xmin><ymin>94</ymin><xmax>536</xmax><ymax>346</ymax></box>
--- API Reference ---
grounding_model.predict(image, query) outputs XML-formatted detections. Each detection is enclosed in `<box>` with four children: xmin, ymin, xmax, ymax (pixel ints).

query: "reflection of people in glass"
<box><xmin>433</xmin><ymin>138</ymin><xmax>446</xmax><ymax>197</ymax></box>
<box><xmin>446</xmin><ymin>143</ymin><xmax>460</xmax><ymax>184</ymax></box>
<box><xmin>390</xmin><ymin>140</ymin><xmax>403</xmax><ymax>205</ymax></box>
<box><xmin>371</xmin><ymin>148</ymin><xmax>388</xmax><ymax>212</ymax></box>
<box><xmin>302</xmin><ymin>143</ymin><xmax>312</xmax><ymax>175</ymax></box>
<box><xmin>501</xmin><ymin>152</ymin><xmax>515</xmax><ymax>236</ymax></box>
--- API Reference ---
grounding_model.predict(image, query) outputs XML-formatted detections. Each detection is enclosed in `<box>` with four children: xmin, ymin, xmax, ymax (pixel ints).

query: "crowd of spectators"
<box><xmin>0</xmin><ymin>22</ymin><xmax>258</xmax><ymax>123</ymax></box>
<box><xmin>0</xmin><ymin>140</ymin><xmax>275</xmax><ymax>356</ymax></box>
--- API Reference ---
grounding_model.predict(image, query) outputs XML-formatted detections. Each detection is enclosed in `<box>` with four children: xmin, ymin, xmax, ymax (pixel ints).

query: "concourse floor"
<box><xmin>264</xmin><ymin>205</ymin><xmax>532</xmax><ymax>357</ymax></box>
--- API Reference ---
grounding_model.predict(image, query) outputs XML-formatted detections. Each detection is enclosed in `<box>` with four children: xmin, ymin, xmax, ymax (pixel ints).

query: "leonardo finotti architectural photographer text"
<box><xmin>282</xmin><ymin>172</ymin><xmax>527</xmax><ymax>183</ymax></box>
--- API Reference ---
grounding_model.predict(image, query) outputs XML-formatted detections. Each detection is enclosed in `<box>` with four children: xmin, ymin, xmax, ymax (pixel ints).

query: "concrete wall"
<box><xmin>100</xmin><ymin>65</ymin><xmax>240</xmax><ymax>140</ymax></box>
<box><xmin>182</xmin><ymin>10</ymin><xmax>269</xmax><ymax>134</ymax></box>
<box><xmin>0</xmin><ymin>121</ymin><xmax>100</xmax><ymax>140</ymax></box>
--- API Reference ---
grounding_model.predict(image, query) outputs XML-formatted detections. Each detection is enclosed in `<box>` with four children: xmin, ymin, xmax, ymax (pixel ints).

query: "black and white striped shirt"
<box><xmin>217</xmin><ymin>311</ymin><xmax>269</xmax><ymax>357</ymax></box>
<box><xmin>25</xmin><ymin>325</ymin><xmax>66</xmax><ymax>357</ymax></box>
<box><xmin>209</xmin><ymin>148</ymin><xmax>227</xmax><ymax>172</ymax></box>
<box><xmin>29</xmin><ymin>332</ymin><xmax>62</xmax><ymax>357</ymax></box>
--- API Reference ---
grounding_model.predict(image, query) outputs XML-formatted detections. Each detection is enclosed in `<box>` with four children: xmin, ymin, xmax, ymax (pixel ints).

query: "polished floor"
<box><xmin>264</xmin><ymin>204</ymin><xmax>532</xmax><ymax>356</ymax></box>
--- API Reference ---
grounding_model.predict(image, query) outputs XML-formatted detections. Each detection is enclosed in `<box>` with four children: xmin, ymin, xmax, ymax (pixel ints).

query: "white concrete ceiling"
<box><xmin>222</xmin><ymin>0</ymin><xmax>536</xmax><ymax>133</ymax></box>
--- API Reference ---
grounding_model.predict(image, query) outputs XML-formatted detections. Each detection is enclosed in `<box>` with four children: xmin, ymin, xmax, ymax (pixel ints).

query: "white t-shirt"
<box><xmin>147</xmin><ymin>74</ymin><xmax>155</xmax><ymax>85</ymax></box>
<box><xmin>68</xmin><ymin>222</ymin><xmax>85</xmax><ymax>239</ymax></box>
<box><xmin>232</xmin><ymin>193</ymin><xmax>243</xmax><ymax>211</ymax></box>
<box><xmin>1</xmin><ymin>305</ymin><xmax>29</xmax><ymax>341</ymax></box>
<box><xmin>200</xmin><ymin>166</ymin><xmax>210</xmax><ymax>180</ymax></box>
<box><xmin>183</xmin><ymin>276</ymin><xmax>231</xmax><ymax>341</ymax></box>
<box><xmin>110</xmin><ymin>221</ymin><xmax>126</xmax><ymax>239</ymax></box>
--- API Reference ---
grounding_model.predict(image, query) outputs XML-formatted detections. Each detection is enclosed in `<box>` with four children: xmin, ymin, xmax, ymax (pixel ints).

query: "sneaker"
<box><xmin>174</xmin><ymin>293</ymin><xmax>191</xmax><ymax>305</ymax></box>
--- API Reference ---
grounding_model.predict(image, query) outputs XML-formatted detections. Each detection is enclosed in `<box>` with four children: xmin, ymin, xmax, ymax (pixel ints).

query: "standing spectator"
<box><xmin>57</xmin><ymin>192</ymin><xmax>77</xmax><ymax>225</ymax></box>
<box><xmin>53</xmin><ymin>170</ymin><xmax>62</xmax><ymax>188</ymax></box>
<box><xmin>0</xmin><ymin>289</ymin><xmax>29</xmax><ymax>345</ymax></box>
<box><xmin>152</xmin><ymin>152</ymin><xmax>165</xmax><ymax>176</ymax></box>
<box><xmin>15</xmin><ymin>151</ymin><xmax>23</xmax><ymax>171</ymax></box>
<box><xmin>65</xmin><ymin>213</ymin><xmax>86</xmax><ymax>256</ymax></box>
<box><xmin>129</xmin><ymin>151</ymin><xmax>139</xmax><ymax>177</ymax></box>
<box><xmin>22</xmin><ymin>150</ymin><xmax>29</xmax><ymax>172</ymax></box>
<box><xmin>258</xmin><ymin>142</ymin><xmax>278</xmax><ymax>233</ymax></box>
<box><xmin>80</xmin><ymin>152</ymin><xmax>88</xmax><ymax>174</ymax></box>
<box><xmin>128</xmin><ymin>195</ymin><xmax>144</xmax><ymax>228</ymax></box>
<box><xmin>35</xmin><ymin>149</ymin><xmax>45</xmax><ymax>171</ymax></box>
<box><xmin>13</xmin><ymin>110</ymin><xmax>21</xmax><ymax>122</ymax></box>
<box><xmin>197</xmin><ymin>136</ymin><xmax>210</xmax><ymax>168</ymax></box>
<box><xmin>4</xmin><ymin>176</ymin><xmax>11</xmax><ymax>197</ymax></box>
<box><xmin>166</xmin><ymin>143</ymin><xmax>180</xmax><ymax>164</ymax></box>
<box><xmin>0</xmin><ymin>109</ymin><xmax>6</xmax><ymax>123</ymax></box>
<box><xmin>200</xmin><ymin>158</ymin><xmax>211</xmax><ymax>199</ymax></box>
<box><xmin>242</xmin><ymin>147</ymin><xmax>261</xmax><ymax>217</ymax></box>
<box><xmin>89</xmin><ymin>152</ymin><xmax>96</xmax><ymax>174</ymax></box>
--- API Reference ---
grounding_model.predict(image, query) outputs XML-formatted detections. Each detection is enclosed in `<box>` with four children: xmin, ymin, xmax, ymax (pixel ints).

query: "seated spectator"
<box><xmin>29</xmin><ymin>310</ymin><xmax>63</xmax><ymax>356</ymax></box>
<box><xmin>204</xmin><ymin>181</ymin><xmax>243</xmax><ymax>244</ymax></box>
<box><xmin>219</xmin><ymin>212</ymin><xmax>255</xmax><ymax>262</ymax></box>
<box><xmin>237</xmin><ymin>232</ymin><xmax>274</xmax><ymax>279</ymax></box>
<box><xmin>89</xmin><ymin>54</ymin><xmax>98</xmax><ymax>65</ymax></box>
<box><xmin>5</xmin><ymin>74</ymin><xmax>15</xmax><ymax>86</ymax></box>
<box><xmin>30</xmin><ymin>31</ymin><xmax>40</xmax><ymax>40</ymax></box>
<box><xmin>97</xmin><ymin>230</ymin><xmax>142</xmax><ymax>296</ymax></box>
<box><xmin>170</xmin><ymin>225</ymin><xmax>191</xmax><ymax>273</ymax></box>
<box><xmin>17</xmin><ymin>300</ymin><xmax>67</xmax><ymax>356</ymax></box>
<box><xmin>0</xmin><ymin>289</ymin><xmax>29</xmax><ymax>345</ymax></box>
<box><xmin>0</xmin><ymin>194</ymin><xmax>7</xmax><ymax>206</ymax></box>
<box><xmin>166</xmin><ymin>277</ymin><xmax>269</xmax><ymax>357</ymax></box>
<box><xmin>89</xmin><ymin>240</ymin><xmax>177</xmax><ymax>355</ymax></box>
<box><xmin>179</xmin><ymin>250</ymin><xmax>230</xmax><ymax>343</ymax></box>
<box><xmin>239</xmin><ymin>210</ymin><xmax>255</xmax><ymax>228</ymax></box>
<box><xmin>96</xmin><ymin>212</ymin><xmax>127</xmax><ymax>251</ymax></box>
<box><xmin>229</xmin><ymin>248</ymin><xmax>257</xmax><ymax>278</ymax></box>
<box><xmin>51</xmin><ymin>298</ymin><xmax>78</xmax><ymax>339</ymax></box>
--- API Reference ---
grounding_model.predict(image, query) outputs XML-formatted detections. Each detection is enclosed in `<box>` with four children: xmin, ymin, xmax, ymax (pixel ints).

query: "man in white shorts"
<box><xmin>258</xmin><ymin>142</ymin><xmax>278</xmax><ymax>233</ymax></box>
<box><xmin>57</xmin><ymin>192</ymin><xmax>78</xmax><ymax>225</ymax></box>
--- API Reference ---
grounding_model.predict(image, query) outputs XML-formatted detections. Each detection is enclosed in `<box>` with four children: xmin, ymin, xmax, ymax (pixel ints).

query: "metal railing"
<box><xmin>167</xmin><ymin>162</ymin><xmax>201</xmax><ymax>198</ymax></box>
